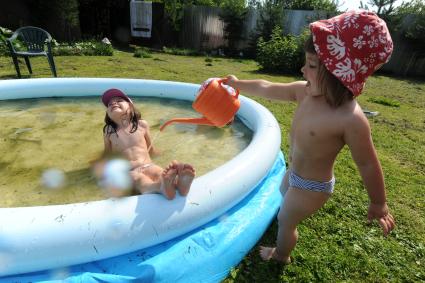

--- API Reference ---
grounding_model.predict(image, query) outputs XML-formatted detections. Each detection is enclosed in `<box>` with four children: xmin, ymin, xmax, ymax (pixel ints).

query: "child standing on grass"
<box><xmin>101</xmin><ymin>88</ymin><xmax>195</xmax><ymax>200</ymax></box>
<box><xmin>224</xmin><ymin>10</ymin><xmax>395</xmax><ymax>263</ymax></box>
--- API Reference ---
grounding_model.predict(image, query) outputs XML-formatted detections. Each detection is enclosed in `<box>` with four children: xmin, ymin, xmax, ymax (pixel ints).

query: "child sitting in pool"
<box><xmin>101</xmin><ymin>88</ymin><xmax>195</xmax><ymax>200</ymax></box>
<box><xmin>224</xmin><ymin>10</ymin><xmax>395</xmax><ymax>263</ymax></box>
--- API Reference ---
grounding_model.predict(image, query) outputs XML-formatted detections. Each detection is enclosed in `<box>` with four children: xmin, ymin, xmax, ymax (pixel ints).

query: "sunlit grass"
<box><xmin>0</xmin><ymin>49</ymin><xmax>424</xmax><ymax>282</ymax></box>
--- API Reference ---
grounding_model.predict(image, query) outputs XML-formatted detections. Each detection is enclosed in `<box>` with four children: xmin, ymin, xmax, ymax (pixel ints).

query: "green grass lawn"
<box><xmin>1</xmin><ymin>50</ymin><xmax>424</xmax><ymax>282</ymax></box>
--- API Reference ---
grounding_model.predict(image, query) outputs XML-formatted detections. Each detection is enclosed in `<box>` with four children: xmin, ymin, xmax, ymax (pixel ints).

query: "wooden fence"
<box><xmin>178</xmin><ymin>8</ymin><xmax>333</xmax><ymax>51</ymax></box>
<box><xmin>180</xmin><ymin>6</ymin><xmax>226</xmax><ymax>50</ymax></box>
<box><xmin>178</xmin><ymin>6</ymin><xmax>424</xmax><ymax>77</ymax></box>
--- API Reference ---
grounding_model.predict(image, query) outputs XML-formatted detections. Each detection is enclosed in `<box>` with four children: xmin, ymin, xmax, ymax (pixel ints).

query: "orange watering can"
<box><xmin>160</xmin><ymin>78</ymin><xmax>240</xmax><ymax>131</ymax></box>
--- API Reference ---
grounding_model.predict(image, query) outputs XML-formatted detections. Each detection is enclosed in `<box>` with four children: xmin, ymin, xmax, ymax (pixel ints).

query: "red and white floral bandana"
<box><xmin>309</xmin><ymin>10</ymin><xmax>393</xmax><ymax>96</ymax></box>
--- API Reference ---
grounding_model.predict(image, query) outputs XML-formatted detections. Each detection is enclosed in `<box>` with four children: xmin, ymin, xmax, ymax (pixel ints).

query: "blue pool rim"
<box><xmin>0</xmin><ymin>78</ymin><xmax>284</xmax><ymax>280</ymax></box>
<box><xmin>1</xmin><ymin>152</ymin><xmax>285</xmax><ymax>283</ymax></box>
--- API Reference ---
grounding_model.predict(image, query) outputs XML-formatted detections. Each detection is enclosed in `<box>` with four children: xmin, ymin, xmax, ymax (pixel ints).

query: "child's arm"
<box><xmin>103</xmin><ymin>132</ymin><xmax>112</xmax><ymax>154</ymax></box>
<box><xmin>140</xmin><ymin>120</ymin><xmax>159</xmax><ymax>155</ymax></box>
<box><xmin>224</xmin><ymin>75</ymin><xmax>306</xmax><ymax>102</ymax></box>
<box><xmin>344</xmin><ymin>113</ymin><xmax>395</xmax><ymax>236</ymax></box>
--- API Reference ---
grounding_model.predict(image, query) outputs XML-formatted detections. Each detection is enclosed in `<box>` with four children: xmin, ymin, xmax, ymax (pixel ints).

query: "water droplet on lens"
<box><xmin>41</xmin><ymin>168</ymin><xmax>66</xmax><ymax>189</ymax></box>
<box><xmin>101</xmin><ymin>159</ymin><xmax>132</xmax><ymax>197</ymax></box>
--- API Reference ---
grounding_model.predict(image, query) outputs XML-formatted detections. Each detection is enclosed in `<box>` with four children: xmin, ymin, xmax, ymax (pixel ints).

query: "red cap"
<box><xmin>309</xmin><ymin>10</ymin><xmax>393</xmax><ymax>96</ymax></box>
<box><xmin>102</xmin><ymin>88</ymin><xmax>133</xmax><ymax>106</ymax></box>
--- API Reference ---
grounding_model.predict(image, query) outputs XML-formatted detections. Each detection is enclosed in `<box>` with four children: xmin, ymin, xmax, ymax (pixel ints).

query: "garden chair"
<box><xmin>6</xmin><ymin>26</ymin><xmax>57</xmax><ymax>78</ymax></box>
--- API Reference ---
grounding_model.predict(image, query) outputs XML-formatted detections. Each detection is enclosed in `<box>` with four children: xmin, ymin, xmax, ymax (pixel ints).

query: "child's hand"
<box><xmin>223</xmin><ymin>75</ymin><xmax>238</xmax><ymax>88</ymax></box>
<box><xmin>367</xmin><ymin>202</ymin><xmax>395</xmax><ymax>236</ymax></box>
<box><xmin>150</xmin><ymin>147</ymin><xmax>161</xmax><ymax>156</ymax></box>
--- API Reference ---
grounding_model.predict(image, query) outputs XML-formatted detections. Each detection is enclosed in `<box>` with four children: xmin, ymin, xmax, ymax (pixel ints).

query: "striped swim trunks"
<box><xmin>288</xmin><ymin>170</ymin><xmax>335</xmax><ymax>194</ymax></box>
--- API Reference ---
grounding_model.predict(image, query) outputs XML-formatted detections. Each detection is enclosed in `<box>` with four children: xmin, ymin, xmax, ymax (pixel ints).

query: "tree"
<box><xmin>256</xmin><ymin>0</ymin><xmax>285</xmax><ymax>42</ymax></box>
<box><xmin>395</xmin><ymin>0</ymin><xmax>425</xmax><ymax>48</ymax></box>
<box><xmin>360</xmin><ymin>0</ymin><xmax>397</xmax><ymax>16</ymax></box>
<box><xmin>27</xmin><ymin>0</ymin><xmax>81</xmax><ymax>42</ymax></box>
<box><xmin>285</xmin><ymin>0</ymin><xmax>340</xmax><ymax>12</ymax></box>
<box><xmin>161</xmin><ymin>0</ymin><xmax>225</xmax><ymax>31</ymax></box>
<box><xmin>219</xmin><ymin>0</ymin><xmax>248</xmax><ymax>54</ymax></box>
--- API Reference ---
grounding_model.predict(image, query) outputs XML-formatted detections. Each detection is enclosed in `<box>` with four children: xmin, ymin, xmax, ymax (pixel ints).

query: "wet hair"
<box><xmin>103</xmin><ymin>102</ymin><xmax>141</xmax><ymax>136</ymax></box>
<box><xmin>304</xmin><ymin>35</ymin><xmax>354</xmax><ymax>107</ymax></box>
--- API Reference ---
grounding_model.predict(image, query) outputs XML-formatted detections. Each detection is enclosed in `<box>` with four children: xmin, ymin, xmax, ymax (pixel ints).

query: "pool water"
<box><xmin>0</xmin><ymin>97</ymin><xmax>252</xmax><ymax>207</ymax></box>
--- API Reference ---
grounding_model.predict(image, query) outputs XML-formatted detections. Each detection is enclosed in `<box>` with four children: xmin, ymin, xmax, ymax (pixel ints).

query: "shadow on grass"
<box><xmin>222</xmin><ymin>220</ymin><xmax>287</xmax><ymax>282</ymax></box>
<box><xmin>112</xmin><ymin>44</ymin><xmax>136</xmax><ymax>54</ymax></box>
<box><xmin>228</xmin><ymin>246</ymin><xmax>288</xmax><ymax>282</ymax></box>
<box><xmin>375</xmin><ymin>70</ymin><xmax>425</xmax><ymax>85</ymax></box>
<box><xmin>0</xmin><ymin>74</ymin><xmax>26</xmax><ymax>79</ymax></box>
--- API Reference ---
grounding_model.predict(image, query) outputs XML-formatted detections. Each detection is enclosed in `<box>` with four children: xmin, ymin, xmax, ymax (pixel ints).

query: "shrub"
<box><xmin>91</xmin><ymin>41</ymin><xmax>114</xmax><ymax>56</ymax></box>
<box><xmin>256</xmin><ymin>26</ymin><xmax>308</xmax><ymax>73</ymax></box>
<box><xmin>0</xmin><ymin>27</ymin><xmax>13</xmax><ymax>56</ymax></box>
<box><xmin>53</xmin><ymin>41</ymin><xmax>113</xmax><ymax>56</ymax></box>
<box><xmin>134</xmin><ymin>47</ymin><xmax>152</xmax><ymax>58</ymax></box>
<box><xmin>0</xmin><ymin>27</ymin><xmax>29</xmax><ymax>56</ymax></box>
<box><xmin>161</xmin><ymin>46</ymin><xmax>202</xmax><ymax>56</ymax></box>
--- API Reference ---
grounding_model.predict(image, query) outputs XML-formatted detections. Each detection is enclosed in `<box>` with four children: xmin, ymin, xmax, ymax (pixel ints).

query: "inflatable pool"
<box><xmin>0</xmin><ymin>78</ymin><xmax>285</xmax><ymax>282</ymax></box>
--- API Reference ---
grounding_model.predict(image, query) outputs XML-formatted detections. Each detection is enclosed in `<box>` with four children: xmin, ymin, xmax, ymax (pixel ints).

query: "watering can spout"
<box><xmin>160</xmin><ymin>117</ymin><xmax>214</xmax><ymax>131</ymax></box>
<box><xmin>160</xmin><ymin>78</ymin><xmax>240</xmax><ymax>131</ymax></box>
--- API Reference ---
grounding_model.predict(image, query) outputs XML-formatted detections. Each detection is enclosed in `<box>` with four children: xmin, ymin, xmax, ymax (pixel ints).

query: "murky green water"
<box><xmin>0</xmin><ymin>96</ymin><xmax>252</xmax><ymax>207</ymax></box>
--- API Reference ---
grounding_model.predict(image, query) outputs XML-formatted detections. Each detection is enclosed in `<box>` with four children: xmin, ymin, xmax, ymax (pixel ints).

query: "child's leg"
<box><xmin>260</xmin><ymin>187</ymin><xmax>329</xmax><ymax>262</ymax></box>
<box><xmin>259</xmin><ymin>170</ymin><xmax>291</xmax><ymax>262</ymax></box>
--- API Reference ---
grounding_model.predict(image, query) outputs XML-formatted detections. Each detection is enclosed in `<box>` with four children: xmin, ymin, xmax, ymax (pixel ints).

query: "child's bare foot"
<box><xmin>176</xmin><ymin>164</ymin><xmax>195</xmax><ymax>196</ymax></box>
<box><xmin>160</xmin><ymin>167</ymin><xmax>177</xmax><ymax>200</ymax></box>
<box><xmin>259</xmin><ymin>246</ymin><xmax>291</xmax><ymax>264</ymax></box>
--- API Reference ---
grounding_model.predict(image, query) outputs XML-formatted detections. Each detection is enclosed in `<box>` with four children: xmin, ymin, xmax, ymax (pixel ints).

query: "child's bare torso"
<box><xmin>108</xmin><ymin>124</ymin><xmax>152</xmax><ymax>169</ymax></box>
<box><xmin>289</xmin><ymin>94</ymin><xmax>358</xmax><ymax>182</ymax></box>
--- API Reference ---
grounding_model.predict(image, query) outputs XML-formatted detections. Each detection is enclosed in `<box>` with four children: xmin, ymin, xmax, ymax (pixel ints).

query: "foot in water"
<box><xmin>161</xmin><ymin>167</ymin><xmax>177</xmax><ymax>200</ymax></box>
<box><xmin>176</xmin><ymin>164</ymin><xmax>195</xmax><ymax>196</ymax></box>
<box><xmin>259</xmin><ymin>246</ymin><xmax>291</xmax><ymax>264</ymax></box>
